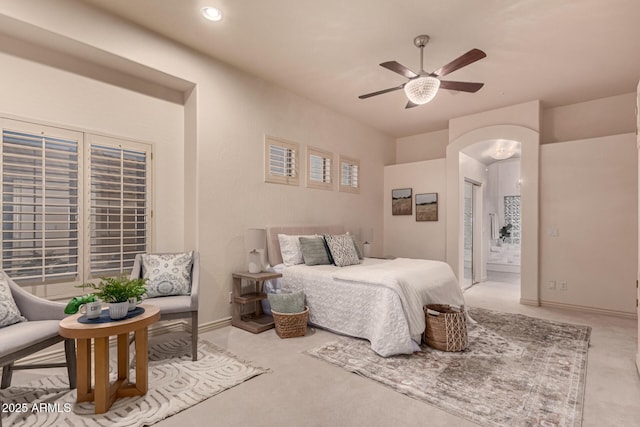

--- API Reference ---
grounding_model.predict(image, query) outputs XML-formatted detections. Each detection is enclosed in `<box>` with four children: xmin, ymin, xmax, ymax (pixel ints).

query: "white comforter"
<box><xmin>282</xmin><ymin>258</ymin><xmax>464</xmax><ymax>357</ymax></box>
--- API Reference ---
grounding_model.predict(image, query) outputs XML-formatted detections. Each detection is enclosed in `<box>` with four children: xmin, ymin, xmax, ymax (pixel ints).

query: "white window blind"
<box><xmin>339</xmin><ymin>155</ymin><xmax>360</xmax><ymax>193</ymax></box>
<box><xmin>1</xmin><ymin>124</ymin><xmax>81</xmax><ymax>284</ymax></box>
<box><xmin>264</xmin><ymin>136</ymin><xmax>299</xmax><ymax>186</ymax></box>
<box><xmin>307</xmin><ymin>147</ymin><xmax>332</xmax><ymax>190</ymax></box>
<box><xmin>88</xmin><ymin>139</ymin><xmax>149</xmax><ymax>278</ymax></box>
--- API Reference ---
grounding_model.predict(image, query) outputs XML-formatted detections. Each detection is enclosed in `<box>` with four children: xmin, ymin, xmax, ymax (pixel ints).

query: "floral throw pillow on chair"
<box><xmin>142</xmin><ymin>252</ymin><xmax>194</xmax><ymax>298</ymax></box>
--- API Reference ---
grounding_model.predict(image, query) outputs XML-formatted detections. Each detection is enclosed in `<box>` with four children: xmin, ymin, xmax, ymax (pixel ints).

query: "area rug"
<box><xmin>0</xmin><ymin>337</ymin><xmax>267</xmax><ymax>426</ymax></box>
<box><xmin>306</xmin><ymin>307</ymin><xmax>591</xmax><ymax>427</ymax></box>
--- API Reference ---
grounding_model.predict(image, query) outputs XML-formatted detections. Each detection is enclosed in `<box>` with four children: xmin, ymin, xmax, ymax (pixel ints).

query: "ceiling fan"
<box><xmin>359</xmin><ymin>35</ymin><xmax>486</xmax><ymax>109</ymax></box>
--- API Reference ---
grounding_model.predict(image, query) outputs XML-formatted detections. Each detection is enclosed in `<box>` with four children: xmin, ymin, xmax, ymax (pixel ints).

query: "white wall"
<box><xmin>383</xmin><ymin>159</ymin><xmax>446</xmax><ymax>260</ymax></box>
<box><xmin>542</xmin><ymin>93</ymin><xmax>636</xmax><ymax>144</ymax></box>
<box><xmin>0</xmin><ymin>2</ymin><xmax>395</xmax><ymax>326</ymax></box>
<box><xmin>539</xmin><ymin>133</ymin><xmax>637</xmax><ymax>315</ymax></box>
<box><xmin>396</xmin><ymin>129</ymin><xmax>448</xmax><ymax>164</ymax></box>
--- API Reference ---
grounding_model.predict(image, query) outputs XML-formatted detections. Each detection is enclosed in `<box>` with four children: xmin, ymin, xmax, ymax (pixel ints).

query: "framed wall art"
<box><xmin>392</xmin><ymin>188</ymin><xmax>412</xmax><ymax>215</ymax></box>
<box><xmin>415</xmin><ymin>192</ymin><xmax>438</xmax><ymax>221</ymax></box>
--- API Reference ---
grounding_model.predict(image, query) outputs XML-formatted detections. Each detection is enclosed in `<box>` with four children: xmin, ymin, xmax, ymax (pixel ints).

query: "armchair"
<box><xmin>130</xmin><ymin>252</ymin><xmax>200</xmax><ymax>361</ymax></box>
<box><xmin>0</xmin><ymin>273</ymin><xmax>76</xmax><ymax>389</ymax></box>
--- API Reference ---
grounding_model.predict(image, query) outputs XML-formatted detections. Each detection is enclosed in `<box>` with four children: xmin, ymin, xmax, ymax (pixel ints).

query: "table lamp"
<box><xmin>361</xmin><ymin>227</ymin><xmax>373</xmax><ymax>258</ymax></box>
<box><xmin>245</xmin><ymin>228</ymin><xmax>266</xmax><ymax>273</ymax></box>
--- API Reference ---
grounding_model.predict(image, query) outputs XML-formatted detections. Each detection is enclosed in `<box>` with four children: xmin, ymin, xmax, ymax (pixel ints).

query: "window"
<box><xmin>503</xmin><ymin>195</ymin><xmax>521</xmax><ymax>243</ymax></box>
<box><xmin>86</xmin><ymin>135</ymin><xmax>150</xmax><ymax>279</ymax></box>
<box><xmin>306</xmin><ymin>147</ymin><xmax>332</xmax><ymax>190</ymax></box>
<box><xmin>339</xmin><ymin>155</ymin><xmax>359</xmax><ymax>193</ymax></box>
<box><xmin>1</xmin><ymin>121</ymin><xmax>81</xmax><ymax>286</ymax></box>
<box><xmin>0</xmin><ymin>118</ymin><xmax>151</xmax><ymax>298</ymax></box>
<box><xmin>264</xmin><ymin>136</ymin><xmax>299</xmax><ymax>186</ymax></box>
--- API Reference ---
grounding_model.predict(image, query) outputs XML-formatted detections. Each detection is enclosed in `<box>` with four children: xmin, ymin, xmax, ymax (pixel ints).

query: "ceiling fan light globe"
<box><xmin>404</xmin><ymin>76</ymin><xmax>440</xmax><ymax>105</ymax></box>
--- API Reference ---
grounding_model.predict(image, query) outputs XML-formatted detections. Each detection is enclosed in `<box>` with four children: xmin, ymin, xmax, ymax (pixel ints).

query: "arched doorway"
<box><xmin>446</xmin><ymin>125</ymin><xmax>540</xmax><ymax>305</ymax></box>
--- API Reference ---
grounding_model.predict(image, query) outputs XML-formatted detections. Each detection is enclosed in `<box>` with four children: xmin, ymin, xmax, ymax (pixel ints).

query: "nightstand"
<box><xmin>231</xmin><ymin>271</ymin><xmax>282</xmax><ymax>333</ymax></box>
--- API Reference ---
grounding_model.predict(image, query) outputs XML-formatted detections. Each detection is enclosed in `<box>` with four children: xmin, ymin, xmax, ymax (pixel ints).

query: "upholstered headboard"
<box><xmin>266</xmin><ymin>225</ymin><xmax>345</xmax><ymax>266</ymax></box>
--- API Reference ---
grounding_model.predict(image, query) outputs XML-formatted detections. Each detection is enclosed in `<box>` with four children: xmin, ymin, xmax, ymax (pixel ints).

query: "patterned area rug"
<box><xmin>0</xmin><ymin>337</ymin><xmax>267</xmax><ymax>426</ymax></box>
<box><xmin>307</xmin><ymin>307</ymin><xmax>591</xmax><ymax>427</ymax></box>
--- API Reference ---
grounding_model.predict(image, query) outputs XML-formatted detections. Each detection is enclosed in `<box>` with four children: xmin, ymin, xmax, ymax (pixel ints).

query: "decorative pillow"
<box><xmin>278</xmin><ymin>234</ymin><xmax>314</xmax><ymax>266</ymax></box>
<box><xmin>142</xmin><ymin>252</ymin><xmax>193</xmax><ymax>298</ymax></box>
<box><xmin>0</xmin><ymin>272</ymin><xmax>27</xmax><ymax>328</ymax></box>
<box><xmin>267</xmin><ymin>291</ymin><xmax>305</xmax><ymax>314</ymax></box>
<box><xmin>299</xmin><ymin>237</ymin><xmax>331</xmax><ymax>266</ymax></box>
<box><xmin>324</xmin><ymin>234</ymin><xmax>361</xmax><ymax>267</ymax></box>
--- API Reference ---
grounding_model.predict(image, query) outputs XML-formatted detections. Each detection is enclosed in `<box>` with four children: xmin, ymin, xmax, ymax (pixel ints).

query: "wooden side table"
<box><xmin>59</xmin><ymin>304</ymin><xmax>160</xmax><ymax>414</ymax></box>
<box><xmin>231</xmin><ymin>271</ymin><xmax>282</xmax><ymax>333</ymax></box>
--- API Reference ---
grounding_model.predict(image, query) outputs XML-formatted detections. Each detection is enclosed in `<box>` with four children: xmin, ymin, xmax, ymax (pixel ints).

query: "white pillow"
<box><xmin>0</xmin><ymin>272</ymin><xmax>27</xmax><ymax>328</ymax></box>
<box><xmin>278</xmin><ymin>234</ymin><xmax>315</xmax><ymax>266</ymax></box>
<box><xmin>142</xmin><ymin>252</ymin><xmax>194</xmax><ymax>298</ymax></box>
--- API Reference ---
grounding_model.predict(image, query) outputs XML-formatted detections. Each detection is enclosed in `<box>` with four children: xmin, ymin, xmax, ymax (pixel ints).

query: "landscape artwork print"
<box><xmin>392</xmin><ymin>188</ymin><xmax>412</xmax><ymax>215</ymax></box>
<box><xmin>416</xmin><ymin>192</ymin><xmax>438</xmax><ymax>221</ymax></box>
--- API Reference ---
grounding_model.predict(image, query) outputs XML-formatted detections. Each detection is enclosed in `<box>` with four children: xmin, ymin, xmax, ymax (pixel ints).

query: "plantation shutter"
<box><xmin>1</xmin><ymin>121</ymin><xmax>82</xmax><ymax>284</ymax></box>
<box><xmin>264</xmin><ymin>136</ymin><xmax>299</xmax><ymax>185</ymax></box>
<box><xmin>87</xmin><ymin>137</ymin><xmax>150</xmax><ymax>277</ymax></box>
<box><xmin>339</xmin><ymin>155</ymin><xmax>359</xmax><ymax>193</ymax></box>
<box><xmin>307</xmin><ymin>147</ymin><xmax>332</xmax><ymax>190</ymax></box>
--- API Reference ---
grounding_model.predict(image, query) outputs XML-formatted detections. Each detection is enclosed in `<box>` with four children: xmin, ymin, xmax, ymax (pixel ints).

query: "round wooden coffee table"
<box><xmin>59</xmin><ymin>304</ymin><xmax>160</xmax><ymax>414</ymax></box>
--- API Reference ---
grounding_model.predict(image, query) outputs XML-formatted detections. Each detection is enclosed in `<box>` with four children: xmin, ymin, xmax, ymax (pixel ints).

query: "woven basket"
<box><xmin>272</xmin><ymin>306</ymin><xmax>309</xmax><ymax>339</ymax></box>
<box><xmin>424</xmin><ymin>304</ymin><xmax>468</xmax><ymax>352</ymax></box>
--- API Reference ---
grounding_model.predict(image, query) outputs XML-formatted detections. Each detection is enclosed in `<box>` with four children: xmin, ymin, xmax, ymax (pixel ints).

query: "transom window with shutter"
<box><xmin>264</xmin><ymin>136</ymin><xmax>299</xmax><ymax>186</ymax></box>
<box><xmin>306</xmin><ymin>147</ymin><xmax>332</xmax><ymax>190</ymax></box>
<box><xmin>339</xmin><ymin>155</ymin><xmax>360</xmax><ymax>194</ymax></box>
<box><xmin>0</xmin><ymin>118</ymin><xmax>151</xmax><ymax>299</ymax></box>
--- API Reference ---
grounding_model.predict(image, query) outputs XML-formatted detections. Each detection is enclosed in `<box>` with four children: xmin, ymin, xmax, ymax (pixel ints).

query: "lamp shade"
<box><xmin>404</xmin><ymin>76</ymin><xmax>440</xmax><ymax>105</ymax></box>
<box><xmin>245</xmin><ymin>228</ymin><xmax>266</xmax><ymax>251</ymax></box>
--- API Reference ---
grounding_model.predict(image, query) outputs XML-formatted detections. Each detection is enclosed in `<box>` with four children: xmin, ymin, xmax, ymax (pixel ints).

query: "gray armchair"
<box><xmin>130</xmin><ymin>252</ymin><xmax>200</xmax><ymax>361</ymax></box>
<box><xmin>0</xmin><ymin>274</ymin><xmax>76</xmax><ymax>389</ymax></box>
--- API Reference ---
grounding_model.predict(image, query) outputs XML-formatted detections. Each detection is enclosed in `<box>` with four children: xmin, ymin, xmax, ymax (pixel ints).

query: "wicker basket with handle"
<box><xmin>272</xmin><ymin>306</ymin><xmax>309</xmax><ymax>338</ymax></box>
<box><xmin>424</xmin><ymin>304</ymin><xmax>468</xmax><ymax>352</ymax></box>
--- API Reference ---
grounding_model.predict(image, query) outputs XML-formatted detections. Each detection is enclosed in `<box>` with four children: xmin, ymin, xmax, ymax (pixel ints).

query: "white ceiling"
<box><xmin>80</xmin><ymin>0</ymin><xmax>640</xmax><ymax>138</ymax></box>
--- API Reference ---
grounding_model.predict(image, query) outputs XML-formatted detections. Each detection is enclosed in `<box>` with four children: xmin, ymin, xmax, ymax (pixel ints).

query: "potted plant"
<box><xmin>79</xmin><ymin>275</ymin><xmax>147</xmax><ymax>320</ymax></box>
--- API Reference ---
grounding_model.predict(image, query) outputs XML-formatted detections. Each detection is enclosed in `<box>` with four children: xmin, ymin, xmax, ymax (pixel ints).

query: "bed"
<box><xmin>266</xmin><ymin>226</ymin><xmax>465</xmax><ymax>357</ymax></box>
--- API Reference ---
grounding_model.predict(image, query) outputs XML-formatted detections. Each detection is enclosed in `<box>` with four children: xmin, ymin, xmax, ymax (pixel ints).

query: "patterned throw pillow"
<box><xmin>324</xmin><ymin>234</ymin><xmax>361</xmax><ymax>267</ymax></box>
<box><xmin>299</xmin><ymin>236</ymin><xmax>331</xmax><ymax>266</ymax></box>
<box><xmin>142</xmin><ymin>252</ymin><xmax>194</xmax><ymax>298</ymax></box>
<box><xmin>0</xmin><ymin>272</ymin><xmax>27</xmax><ymax>328</ymax></box>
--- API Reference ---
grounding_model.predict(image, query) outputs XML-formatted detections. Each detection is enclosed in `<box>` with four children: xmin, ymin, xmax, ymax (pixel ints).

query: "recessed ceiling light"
<box><xmin>201</xmin><ymin>7</ymin><xmax>222</xmax><ymax>22</ymax></box>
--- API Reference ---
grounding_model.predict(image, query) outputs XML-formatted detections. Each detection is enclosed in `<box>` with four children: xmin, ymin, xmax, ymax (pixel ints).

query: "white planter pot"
<box><xmin>109</xmin><ymin>302</ymin><xmax>129</xmax><ymax>320</ymax></box>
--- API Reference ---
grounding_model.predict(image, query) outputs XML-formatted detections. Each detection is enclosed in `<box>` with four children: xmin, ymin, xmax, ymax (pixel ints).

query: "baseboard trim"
<box><xmin>519</xmin><ymin>298</ymin><xmax>540</xmax><ymax>307</ymax></box>
<box><xmin>15</xmin><ymin>317</ymin><xmax>233</xmax><ymax>366</ymax></box>
<box><xmin>539</xmin><ymin>300</ymin><xmax>637</xmax><ymax>319</ymax></box>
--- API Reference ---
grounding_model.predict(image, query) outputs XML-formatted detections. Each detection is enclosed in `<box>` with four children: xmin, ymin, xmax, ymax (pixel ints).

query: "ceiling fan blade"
<box><xmin>380</xmin><ymin>61</ymin><xmax>418</xmax><ymax>79</ymax></box>
<box><xmin>405</xmin><ymin>100</ymin><xmax>419</xmax><ymax>109</ymax></box>
<box><xmin>359</xmin><ymin>84</ymin><xmax>405</xmax><ymax>99</ymax></box>
<box><xmin>439</xmin><ymin>81</ymin><xmax>485</xmax><ymax>93</ymax></box>
<box><xmin>432</xmin><ymin>49</ymin><xmax>486</xmax><ymax>77</ymax></box>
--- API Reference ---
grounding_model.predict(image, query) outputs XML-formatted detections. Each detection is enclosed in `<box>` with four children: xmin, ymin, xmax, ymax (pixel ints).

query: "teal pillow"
<box><xmin>299</xmin><ymin>237</ymin><xmax>331</xmax><ymax>266</ymax></box>
<box><xmin>268</xmin><ymin>291</ymin><xmax>305</xmax><ymax>314</ymax></box>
